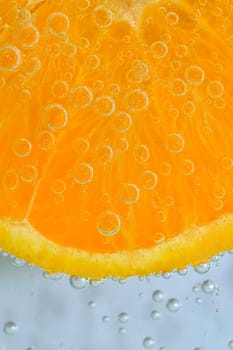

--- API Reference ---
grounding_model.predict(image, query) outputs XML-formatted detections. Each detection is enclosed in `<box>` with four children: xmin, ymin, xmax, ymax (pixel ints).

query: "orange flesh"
<box><xmin>0</xmin><ymin>0</ymin><xmax>233</xmax><ymax>256</ymax></box>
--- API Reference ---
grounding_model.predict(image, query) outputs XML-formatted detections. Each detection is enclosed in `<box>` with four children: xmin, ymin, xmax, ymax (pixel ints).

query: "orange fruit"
<box><xmin>0</xmin><ymin>0</ymin><xmax>233</xmax><ymax>279</ymax></box>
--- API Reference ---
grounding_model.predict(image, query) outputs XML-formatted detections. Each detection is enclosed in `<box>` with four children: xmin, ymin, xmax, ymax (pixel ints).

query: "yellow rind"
<box><xmin>0</xmin><ymin>215</ymin><xmax>233</xmax><ymax>279</ymax></box>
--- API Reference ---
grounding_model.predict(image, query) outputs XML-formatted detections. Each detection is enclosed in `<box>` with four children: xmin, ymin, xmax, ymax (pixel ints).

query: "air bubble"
<box><xmin>78</xmin><ymin>36</ymin><xmax>90</xmax><ymax>49</ymax></box>
<box><xmin>182</xmin><ymin>159</ymin><xmax>195</xmax><ymax>175</ymax></box>
<box><xmin>51</xmin><ymin>80</ymin><xmax>69</xmax><ymax>98</ymax></box>
<box><xmin>159</xmin><ymin>162</ymin><xmax>172</xmax><ymax>176</ymax></box>
<box><xmin>62</xmin><ymin>42</ymin><xmax>77</xmax><ymax>57</ymax></box>
<box><xmin>69</xmin><ymin>277</ymin><xmax>88</xmax><ymax>289</ymax></box>
<box><xmin>94</xmin><ymin>6</ymin><xmax>113</xmax><ymax>28</ymax></box>
<box><xmin>113</xmin><ymin>111</ymin><xmax>132</xmax><ymax>133</ymax></box>
<box><xmin>151</xmin><ymin>310</ymin><xmax>161</xmax><ymax>320</ymax></box>
<box><xmin>12</xmin><ymin>138</ymin><xmax>32</xmax><ymax>158</ymax></box>
<box><xmin>175</xmin><ymin>44</ymin><xmax>188</xmax><ymax>58</ymax></box>
<box><xmin>42</xmin><ymin>272</ymin><xmax>64</xmax><ymax>280</ymax></box>
<box><xmin>118</xmin><ymin>312</ymin><xmax>129</xmax><ymax>323</ymax></box>
<box><xmin>77</xmin><ymin>0</ymin><xmax>90</xmax><ymax>10</ymax></box>
<box><xmin>102</xmin><ymin>315</ymin><xmax>110</xmax><ymax>323</ymax></box>
<box><xmin>212</xmin><ymin>198</ymin><xmax>223</xmax><ymax>211</ymax></box>
<box><xmin>194</xmin><ymin>262</ymin><xmax>210</xmax><ymax>274</ymax></box>
<box><xmin>142</xmin><ymin>170</ymin><xmax>158</xmax><ymax>190</ymax></box>
<box><xmin>133</xmin><ymin>144</ymin><xmax>150</xmax><ymax>163</ymax></box>
<box><xmin>95</xmin><ymin>95</ymin><xmax>115</xmax><ymax>117</ymax></box>
<box><xmin>165</xmin><ymin>11</ymin><xmax>179</xmax><ymax>25</ymax></box>
<box><xmin>16</xmin><ymin>25</ymin><xmax>40</xmax><ymax>48</ymax></box>
<box><xmin>70</xmin><ymin>86</ymin><xmax>93</xmax><ymax>108</ymax></box>
<box><xmin>0</xmin><ymin>45</ymin><xmax>22</xmax><ymax>71</ymax></box>
<box><xmin>90</xmin><ymin>280</ymin><xmax>104</xmax><ymax>288</ymax></box>
<box><xmin>195</xmin><ymin>297</ymin><xmax>203</xmax><ymax>304</ymax></box>
<box><xmin>167</xmin><ymin>133</ymin><xmax>185</xmax><ymax>153</ymax></box>
<box><xmin>185</xmin><ymin>65</ymin><xmax>205</xmax><ymax>86</ymax></box>
<box><xmin>38</xmin><ymin>131</ymin><xmax>55</xmax><ymax>151</ymax></box>
<box><xmin>221</xmin><ymin>156</ymin><xmax>233</xmax><ymax>170</ymax></box>
<box><xmin>118</xmin><ymin>327</ymin><xmax>126</xmax><ymax>335</ymax></box>
<box><xmin>45</xmin><ymin>104</ymin><xmax>68</xmax><ymax>131</ymax></box>
<box><xmin>116</xmin><ymin>137</ymin><xmax>129</xmax><ymax>153</ymax></box>
<box><xmin>47</xmin><ymin>12</ymin><xmax>70</xmax><ymax>35</ymax></box>
<box><xmin>166</xmin><ymin>298</ymin><xmax>181</xmax><ymax>312</ymax></box>
<box><xmin>126</xmin><ymin>89</ymin><xmax>149</xmax><ymax>112</ymax></box>
<box><xmin>2</xmin><ymin>170</ymin><xmax>19</xmax><ymax>190</ymax></box>
<box><xmin>86</xmin><ymin>54</ymin><xmax>101</xmax><ymax>70</ymax></box>
<box><xmin>73</xmin><ymin>163</ymin><xmax>94</xmax><ymax>184</ymax></box>
<box><xmin>143</xmin><ymin>337</ymin><xmax>155</xmax><ymax>349</ymax></box>
<box><xmin>152</xmin><ymin>290</ymin><xmax>164</xmax><ymax>302</ymax></box>
<box><xmin>207</xmin><ymin>80</ymin><xmax>224</xmax><ymax>98</ymax></box>
<box><xmin>97</xmin><ymin>210</ymin><xmax>121</xmax><ymax>236</ymax></box>
<box><xmin>12</xmin><ymin>257</ymin><xmax>25</xmax><ymax>267</ymax></box>
<box><xmin>170</xmin><ymin>78</ymin><xmax>187</xmax><ymax>96</ymax></box>
<box><xmin>20</xmin><ymin>165</ymin><xmax>38</xmax><ymax>183</ymax></box>
<box><xmin>73</xmin><ymin>137</ymin><xmax>90</xmax><ymax>154</ymax></box>
<box><xmin>4</xmin><ymin>321</ymin><xmax>18</xmax><ymax>335</ymax></box>
<box><xmin>151</xmin><ymin>41</ymin><xmax>168</xmax><ymax>59</ymax></box>
<box><xmin>177</xmin><ymin>268</ymin><xmax>188</xmax><ymax>276</ymax></box>
<box><xmin>121</xmin><ymin>183</ymin><xmax>140</xmax><ymax>205</ymax></box>
<box><xmin>201</xmin><ymin>279</ymin><xmax>216</xmax><ymax>294</ymax></box>
<box><xmin>88</xmin><ymin>300</ymin><xmax>96</xmax><ymax>308</ymax></box>
<box><xmin>51</xmin><ymin>179</ymin><xmax>67</xmax><ymax>194</ymax></box>
<box><xmin>182</xmin><ymin>100</ymin><xmax>196</xmax><ymax>115</ymax></box>
<box><xmin>95</xmin><ymin>144</ymin><xmax>113</xmax><ymax>163</ymax></box>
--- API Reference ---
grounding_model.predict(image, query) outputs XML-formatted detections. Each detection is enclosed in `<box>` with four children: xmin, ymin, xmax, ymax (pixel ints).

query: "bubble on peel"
<box><xmin>151</xmin><ymin>41</ymin><xmax>168</xmax><ymax>59</ymax></box>
<box><xmin>207</xmin><ymin>80</ymin><xmax>224</xmax><ymax>98</ymax></box>
<box><xmin>38</xmin><ymin>131</ymin><xmax>55</xmax><ymax>151</ymax></box>
<box><xmin>143</xmin><ymin>337</ymin><xmax>155</xmax><ymax>349</ymax></box>
<box><xmin>77</xmin><ymin>0</ymin><xmax>90</xmax><ymax>10</ymax></box>
<box><xmin>102</xmin><ymin>315</ymin><xmax>110</xmax><ymax>323</ymax></box>
<box><xmin>97</xmin><ymin>210</ymin><xmax>121</xmax><ymax>236</ymax></box>
<box><xmin>70</xmin><ymin>86</ymin><xmax>93</xmax><ymax>108</ymax></box>
<box><xmin>167</xmin><ymin>133</ymin><xmax>185</xmax><ymax>153</ymax></box>
<box><xmin>0</xmin><ymin>45</ymin><xmax>22</xmax><ymax>71</ymax></box>
<box><xmin>118</xmin><ymin>312</ymin><xmax>129</xmax><ymax>323</ymax></box>
<box><xmin>61</xmin><ymin>41</ymin><xmax>77</xmax><ymax>57</ymax></box>
<box><xmin>90</xmin><ymin>279</ymin><xmax>104</xmax><ymax>288</ymax></box>
<box><xmin>116</xmin><ymin>137</ymin><xmax>129</xmax><ymax>153</ymax></box>
<box><xmin>121</xmin><ymin>183</ymin><xmax>140</xmax><ymax>205</ymax></box>
<box><xmin>51</xmin><ymin>80</ymin><xmax>69</xmax><ymax>98</ymax></box>
<box><xmin>3</xmin><ymin>169</ymin><xmax>19</xmax><ymax>190</ymax></box>
<box><xmin>47</xmin><ymin>12</ymin><xmax>70</xmax><ymax>35</ymax></box>
<box><xmin>159</xmin><ymin>162</ymin><xmax>172</xmax><ymax>176</ymax></box>
<box><xmin>166</xmin><ymin>11</ymin><xmax>179</xmax><ymax>25</ymax></box>
<box><xmin>51</xmin><ymin>179</ymin><xmax>67</xmax><ymax>195</ymax></box>
<box><xmin>151</xmin><ymin>310</ymin><xmax>161</xmax><ymax>320</ymax></box>
<box><xmin>42</xmin><ymin>272</ymin><xmax>64</xmax><ymax>280</ymax></box>
<box><xmin>12</xmin><ymin>138</ymin><xmax>32</xmax><ymax>158</ymax></box>
<box><xmin>16</xmin><ymin>24</ymin><xmax>40</xmax><ymax>48</ymax></box>
<box><xmin>86</xmin><ymin>54</ymin><xmax>101</xmax><ymax>70</ymax></box>
<box><xmin>175</xmin><ymin>44</ymin><xmax>188</xmax><ymax>58</ymax></box>
<box><xmin>194</xmin><ymin>262</ymin><xmax>210</xmax><ymax>274</ymax></box>
<box><xmin>221</xmin><ymin>156</ymin><xmax>233</xmax><ymax>170</ymax></box>
<box><xmin>126</xmin><ymin>89</ymin><xmax>149</xmax><ymax>112</ymax></box>
<box><xmin>177</xmin><ymin>268</ymin><xmax>188</xmax><ymax>276</ymax></box>
<box><xmin>113</xmin><ymin>111</ymin><xmax>132</xmax><ymax>133</ymax></box>
<box><xmin>162</xmin><ymin>272</ymin><xmax>172</xmax><ymax>279</ymax></box>
<box><xmin>4</xmin><ymin>321</ymin><xmax>18</xmax><ymax>335</ymax></box>
<box><xmin>94</xmin><ymin>95</ymin><xmax>115</xmax><ymax>117</ymax></box>
<box><xmin>88</xmin><ymin>300</ymin><xmax>96</xmax><ymax>308</ymax></box>
<box><xmin>133</xmin><ymin>144</ymin><xmax>150</xmax><ymax>163</ymax></box>
<box><xmin>142</xmin><ymin>170</ymin><xmax>158</xmax><ymax>190</ymax></box>
<box><xmin>201</xmin><ymin>279</ymin><xmax>216</xmax><ymax>294</ymax></box>
<box><xmin>182</xmin><ymin>159</ymin><xmax>195</xmax><ymax>175</ymax></box>
<box><xmin>12</xmin><ymin>257</ymin><xmax>25</xmax><ymax>267</ymax></box>
<box><xmin>94</xmin><ymin>6</ymin><xmax>113</xmax><ymax>28</ymax></box>
<box><xmin>73</xmin><ymin>162</ymin><xmax>94</xmax><ymax>184</ymax></box>
<box><xmin>73</xmin><ymin>137</ymin><xmax>90</xmax><ymax>154</ymax></box>
<box><xmin>166</xmin><ymin>298</ymin><xmax>181</xmax><ymax>312</ymax></box>
<box><xmin>185</xmin><ymin>65</ymin><xmax>205</xmax><ymax>86</ymax></box>
<box><xmin>119</xmin><ymin>327</ymin><xmax>126</xmax><ymax>335</ymax></box>
<box><xmin>182</xmin><ymin>100</ymin><xmax>196</xmax><ymax>116</ymax></box>
<box><xmin>20</xmin><ymin>165</ymin><xmax>38</xmax><ymax>183</ymax></box>
<box><xmin>69</xmin><ymin>277</ymin><xmax>88</xmax><ymax>289</ymax></box>
<box><xmin>45</xmin><ymin>104</ymin><xmax>68</xmax><ymax>131</ymax></box>
<box><xmin>195</xmin><ymin>297</ymin><xmax>203</xmax><ymax>305</ymax></box>
<box><xmin>152</xmin><ymin>290</ymin><xmax>164</xmax><ymax>302</ymax></box>
<box><xmin>95</xmin><ymin>144</ymin><xmax>113</xmax><ymax>163</ymax></box>
<box><xmin>170</xmin><ymin>78</ymin><xmax>187</xmax><ymax>96</ymax></box>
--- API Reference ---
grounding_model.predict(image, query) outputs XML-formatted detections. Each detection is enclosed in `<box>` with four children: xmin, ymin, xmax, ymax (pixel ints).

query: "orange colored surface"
<box><xmin>0</xmin><ymin>0</ymin><xmax>233</xmax><ymax>256</ymax></box>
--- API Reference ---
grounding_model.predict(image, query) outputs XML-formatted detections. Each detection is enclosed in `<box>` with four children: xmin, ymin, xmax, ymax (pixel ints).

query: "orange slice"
<box><xmin>0</xmin><ymin>0</ymin><xmax>233</xmax><ymax>279</ymax></box>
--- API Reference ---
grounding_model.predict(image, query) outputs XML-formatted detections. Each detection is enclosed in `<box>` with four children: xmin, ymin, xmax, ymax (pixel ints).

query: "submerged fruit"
<box><xmin>0</xmin><ymin>0</ymin><xmax>233</xmax><ymax>279</ymax></box>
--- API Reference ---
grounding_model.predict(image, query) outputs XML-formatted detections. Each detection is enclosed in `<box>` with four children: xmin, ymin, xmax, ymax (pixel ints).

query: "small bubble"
<box><xmin>121</xmin><ymin>183</ymin><xmax>140</xmax><ymax>205</ymax></box>
<box><xmin>73</xmin><ymin>162</ymin><xmax>94</xmax><ymax>184</ymax></box>
<box><xmin>195</xmin><ymin>297</ymin><xmax>203</xmax><ymax>305</ymax></box>
<box><xmin>182</xmin><ymin>100</ymin><xmax>196</xmax><ymax>116</ymax></box>
<box><xmin>2</xmin><ymin>169</ymin><xmax>19</xmax><ymax>190</ymax></box>
<box><xmin>165</xmin><ymin>11</ymin><xmax>179</xmax><ymax>25</ymax></box>
<box><xmin>194</xmin><ymin>263</ymin><xmax>210</xmax><ymax>274</ymax></box>
<box><xmin>12</xmin><ymin>138</ymin><xmax>32</xmax><ymax>158</ymax></box>
<box><xmin>192</xmin><ymin>285</ymin><xmax>200</xmax><ymax>293</ymax></box>
<box><xmin>167</xmin><ymin>133</ymin><xmax>185</xmax><ymax>153</ymax></box>
<box><xmin>0</xmin><ymin>45</ymin><xmax>22</xmax><ymax>71</ymax></box>
<box><xmin>228</xmin><ymin>340</ymin><xmax>233</xmax><ymax>349</ymax></box>
<box><xmin>102</xmin><ymin>315</ymin><xmax>110</xmax><ymax>323</ymax></box>
<box><xmin>175</xmin><ymin>44</ymin><xmax>188</xmax><ymax>58</ymax></box>
<box><xmin>159</xmin><ymin>162</ymin><xmax>172</xmax><ymax>176</ymax></box>
<box><xmin>86</xmin><ymin>54</ymin><xmax>101</xmax><ymax>70</ymax></box>
<box><xmin>70</xmin><ymin>86</ymin><xmax>93</xmax><ymax>108</ymax></box>
<box><xmin>17</xmin><ymin>24</ymin><xmax>40</xmax><ymax>48</ymax></box>
<box><xmin>212</xmin><ymin>198</ymin><xmax>223</xmax><ymax>211</ymax></box>
<box><xmin>151</xmin><ymin>310</ymin><xmax>161</xmax><ymax>320</ymax></box>
<box><xmin>95</xmin><ymin>95</ymin><xmax>115</xmax><ymax>117</ymax></box>
<box><xmin>177</xmin><ymin>268</ymin><xmax>188</xmax><ymax>276</ymax></box>
<box><xmin>151</xmin><ymin>41</ymin><xmax>168</xmax><ymax>59</ymax></box>
<box><xmin>45</xmin><ymin>104</ymin><xmax>68</xmax><ymax>131</ymax></box>
<box><xmin>38</xmin><ymin>131</ymin><xmax>55</xmax><ymax>151</ymax></box>
<box><xmin>182</xmin><ymin>159</ymin><xmax>195</xmax><ymax>176</ymax></box>
<box><xmin>47</xmin><ymin>12</ymin><xmax>70</xmax><ymax>35</ymax></box>
<box><xmin>152</xmin><ymin>290</ymin><xmax>164</xmax><ymax>302</ymax></box>
<box><xmin>4</xmin><ymin>321</ymin><xmax>18</xmax><ymax>335</ymax></box>
<box><xmin>142</xmin><ymin>170</ymin><xmax>158</xmax><ymax>190</ymax></box>
<box><xmin>97</xmin><ymin>210</ymin><xmax>121</xmax><ymax>236</ymax></box>
<box><xmin>95</xmin><ymin>144</ymin><xmax>113</xmax><ymax>163</ymax></box>
<box><xmin>90</xmin><ymin>280</ymin><xmax>104</xmax><ymax>288</ymax></box>
<box><xmin>42</xmin><ymin>272</ymin><xmax>64</xmax><ymax>280</ymax></box>
<box><xmin>143</xmin><ymin>337</ymin><xmax>155</xmax><ymax>349</ymax></box>
<box><xmin>118</xmin><ymin>327</ymin><xmax>126</xmax><ymax>335</ymax></box>
<box><xmin>221</xmin><ymin>157</ymin><xmax>233</xmax><ymax>170</ymax></box>
<box><xmin>170</xmin><ymin>78</ymin><xmax>187</xmax><ymax>96</ymax></box>
<box><xmin>126</xmin><ymin>89</ymin><xmax>149</xmax><ymax>112</ymax></box>
<box><xmin>185</xmin><ymin>65</ymin><xmax>205</xmax><ymax>86</ymax></box>
<box><xmin>113</xmin><ymin>111</ymin><xmax>132</xmax><ymax>133</ymax></box>
<box><xmin>88</xmin><ymin>300</ymin><xmax>96</xmax><ymax>308</ymax></box>
<box><xmin>51</xmin><ymin>179</ymin><xmax>67</xmax><ymax>194</ymax></box>
<box><xmin>162</xmin><ymin>272</ymin><xmax>172</xmax><ymax>279</ymax></box>
<box><xmin>207</xmin><ymin>80</ymin><xmax>224</xmax><ymax>98</ymax></box>
<box><xmin>51</xmin><ymin>80</ymin><xmax>69</xmax><ymax>98</ymax></box>
<box><xmin>94</xmin><ymin>6</ymin><xmax>113</xmax><ymax>28</ymax></box>
<box><xmin>166</xmin><ymin>298</ymin><xmax>181</xmax><ymax>312</ymax></box>
<box><xmin>201</xmin><ymin>279</ymin><xmax>216</xmax><ymax>294</ymax></box>
<box><xmin>118</xmin><ymin>312</ymin><xmax>129</xmax><ymax>324</ymax></box>
<box><xmin>77</xmin><ymin>0</ymin><xmax>90</xmax><ymax>10</ymax></box>
<box><xmin>133</xmin><ymin>144</ymin><xmax>150</xmax><ymax>163</ymax></box>
<box><xmin>12</xmin><ymin>257</ymin><xmax>25</xmax><ymax>267</ymax></box>
<box><xmin>20</xmin><ymin>165</ymin><xmax>38</xmax><ymax>183</ymax></box>
<box><xmin>69</xmin><ymin>277</ymin><xmax>88</xmax><ymax>289</ymax></box>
